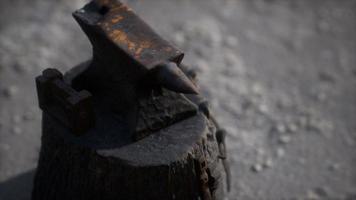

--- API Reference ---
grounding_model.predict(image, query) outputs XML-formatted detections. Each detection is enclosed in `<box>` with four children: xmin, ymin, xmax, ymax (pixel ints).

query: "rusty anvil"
<box><xmin>36</xmin><ymin>0</ymin><xmax>200</xmax><ymax>138</ymax></box>
<box><xmin>71</xmin><ymin>0</ymin><xmax>198</xmax><ymax>94</ymax></box>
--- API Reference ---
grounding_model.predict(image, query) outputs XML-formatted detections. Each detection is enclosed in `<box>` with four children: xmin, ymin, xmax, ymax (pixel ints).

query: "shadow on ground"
<box><xmin>0</xmin><ymin>170</ymin><xmax>35</xmax><ymax>200</ymax></box>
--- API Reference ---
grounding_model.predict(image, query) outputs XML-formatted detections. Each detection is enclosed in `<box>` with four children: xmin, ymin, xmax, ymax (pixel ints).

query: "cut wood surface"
<box><xmin>32</xmin><ymin>112</ymin><xmax>225</xmax><ymax>200</ymax></box>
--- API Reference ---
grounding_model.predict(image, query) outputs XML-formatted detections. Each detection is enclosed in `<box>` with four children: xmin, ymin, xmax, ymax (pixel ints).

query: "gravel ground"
<box><xmin>0</xmin><ymin>0</ymin><xmax>356</xmax><ymax>199</ymax></box>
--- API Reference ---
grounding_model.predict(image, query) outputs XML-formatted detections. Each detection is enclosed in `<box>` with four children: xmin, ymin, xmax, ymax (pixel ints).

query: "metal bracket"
<box><xmin>195</xmin><ymin>159</ymin><xmax>213</xmax><ymax>200</ymax></box>
<box><xmin>36</xmin><ymin>68</ymin><xmax>95</xmax><ymax>135</ymax></box>
<box><xmin>215</xmin><ymin>128</ymin><xmax>231</xmax><ymax>192</ymax></box>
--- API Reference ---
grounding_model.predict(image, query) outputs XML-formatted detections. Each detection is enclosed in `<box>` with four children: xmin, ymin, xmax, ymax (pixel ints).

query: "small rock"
<box><xmin>78</xmin><ymin>8</ymin><xmax>85</xmax><ymax>13</ymax></box>
<box><xmin>262</xmin><ymin>158</ymin><xmax>273</xmax><ymax>168</ymax></box>
<box><xmin>307</xmin><ymin>118</ymin><xmax>333</xmax><ymax>133</ymax></box>
<box><xmin>306</xmin><ymin>189</ymin><xmax>320</xmax><ymax>200</ymax></box>
<box><xmin>251</xmin><ymin>83</ymin><xmax>264</xmax><ymax>96</ymax></box>
<box><xmin>12</xmin><ymin>126</ymin><xmax>22</xmax><ymax>135</ymax></box>
<box><xmin>276</xmin><ymin>147</ymin><xmax>285</xmax><ymax>158</ymax></box>
<box><xmin>287</xmin><ymin>123</ymin><xmax>298</xmax><ymax>133</ymax></box>
<box><xmin>172</xmin><ymin>31</ymin><xmax>185</xmax><ymax>46</ymax></box>
<box><xmin>257</xmin><ymin>103</ymin><xmax>269</xmax><ymax>114</ymax></box>
<box><xmin>224</xmin><ymin>51</ymin><xmax>240</xmax><ymax>67</ymax></box>
<box><xmin>278</xmin><ymin>135</ymin><xmax>292</xmax><ymax>144</ymax></box>
<box><xmin>256</xmin><ymin>148</ymin><xmax>265</xmax><ymax>156</ymax></box>
<box><xmin>313</xmin><ymin>187</ymin><xmax>328</xmax><ymax>197</ymax></box>
<box><xmin>13</xmin><ymin>62</ymin><xmax>29</xmax><ymax>74</ymax></box>
<box><xmin>251</xmin><ymin>164</ymin><xmax>263</xmax><ymax>173</ymax></box>
<box><xmin>12</xmin><ymin>115</ymin><xmax>22</xmax><ymax>124</ymax></box>
<box><xmin>2</xmin><ymin>85</ymin><xmax>18</xmax><ymax>98</ymax></box>
<box><xmin>328</xmin><ymin>163</ymin><xmax>340</xmax><ymax>171</ymax></box>
<box><xmin>276</xmin><ymin>123</ymin><xmax>287</xmax><ymax>133</ymax></box>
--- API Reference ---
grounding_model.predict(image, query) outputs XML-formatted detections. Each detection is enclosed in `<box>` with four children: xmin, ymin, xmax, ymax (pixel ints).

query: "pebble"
<box><xmin>328</xmin><ymin>163</ymin><xmax>340</xmax><ymax>171</ymax></box>
<box><xmin>251</xmin><ymin>83</ymin><xmax>264</xmax><ymax>96</ymax></box>
<box><xmin>251</xmin><ymin>163</ymin><xmax>263</xmax><ymax>173</ymax></box>
<box><xmin>224</xmin><ymin>52</ymin><xmax>240</xmax><ymax>67</ymax></box>
<box><xmin>78</xmin><ymin>8</ymin><xmax>85</xmax><ymax>13</ymax></box>
<box><xmin>306</xmin><ymin>189</ymin><xmax>320</xmax><ymax>200</ymax></box>
<box><xmin>257</xmin><ymin>103</ymin><xmax>269</xmax><ymax>114</ymax></box>
<box><xmin>308</xmin><ymin>118</ymin><xmax>334</xmax><ymax>134</ymax></box>
<box><xmin>12</xmin><ymin>126</ymin><xmax>22</xmax><ymax>135</ymax></box>
<box><xmin>278</xmin><ymin>135</ymin><xmax>292</xmax><ymax>144</ymax></box>
<box><xmin>287</xmin><ymin>123</ymin><xmax>298</xmax><ymax>133</ymax></box>
<box><xmin>172</xmin><ymin>31</ymin><xmax>185</xmax><ymax>46</ymax></box>
<box><xmin>12</xmin><ymin>114</ymin><xmax>22</xmax><ymax>124</ymax></box>
<box><xmin>313</xmin><ymin>187</ymin><xmax>328</xmax><ymax>197</ymax></box>
<box><xmin>2</xmin><ymin>85</ymin><xmax>18</xmax><ymax>98</ymax></box>
<box><xmin>276</xmin><ymin>123</ymin><xmax>287</xmax><ymax>133</ymax></box>
<box><xmin>262</xmin><ymin>158</ymin><xmax>274</xmax><ymax>168</ymax></box>
<box><xmin>13</xmin><ymin>62</ymin><xmax>29</xmax><ymax>74</ymax></box>
<box><xmin>276</xmin><ymin>147</ymin><xmax>286</xmax><ymax>158</ymax></box>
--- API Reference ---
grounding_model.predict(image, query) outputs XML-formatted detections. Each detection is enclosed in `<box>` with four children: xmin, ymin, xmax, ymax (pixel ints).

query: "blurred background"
<box><xmin>0</xmin><ymin>0</ymin><xmax>355</xmax><ymax>199</ymax></box>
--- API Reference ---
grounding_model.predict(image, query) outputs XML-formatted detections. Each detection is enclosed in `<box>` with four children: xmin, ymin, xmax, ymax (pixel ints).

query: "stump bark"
<box><xmin>32</xmin><ymin>78</ymin><xmax>225</xmax><ymax>200</ymax></box>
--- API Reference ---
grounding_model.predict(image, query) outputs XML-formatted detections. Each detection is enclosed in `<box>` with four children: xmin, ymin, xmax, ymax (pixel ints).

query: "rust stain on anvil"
<box><xmin>94</xmin><ymin>0</ymin><xmax>183</xmax><ymax>68</ymax></box>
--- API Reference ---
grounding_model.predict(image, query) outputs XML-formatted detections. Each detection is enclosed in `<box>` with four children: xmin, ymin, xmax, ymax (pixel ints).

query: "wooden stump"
<box><xmin>32</xmin><ymin>103</ymin><xmax>225</xmax><ymax>200</ymax></box>
<box><xmin>32</xmin><ymin>58</ymin><xmax>227</xmax><ymax>200</ymax></box>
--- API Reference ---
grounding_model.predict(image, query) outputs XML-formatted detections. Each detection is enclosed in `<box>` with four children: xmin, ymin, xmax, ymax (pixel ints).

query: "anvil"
<box><xmin>36</xmin><ymin>0</ymin><xmax>199</xmax><ymax>138</ymax></box>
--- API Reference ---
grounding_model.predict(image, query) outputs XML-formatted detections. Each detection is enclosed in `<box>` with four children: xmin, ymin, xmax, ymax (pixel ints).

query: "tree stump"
<box><xmin>32</xmin><ymin>108</ymin><xmax>225</xmax><ymax>200</ymax></box>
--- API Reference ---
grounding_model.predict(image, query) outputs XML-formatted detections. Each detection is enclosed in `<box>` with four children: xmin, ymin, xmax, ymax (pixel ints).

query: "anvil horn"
<box><xmin>155</xmin><ymin>62</ymin><xmax>199</xmax><ymax>94</ymax></box>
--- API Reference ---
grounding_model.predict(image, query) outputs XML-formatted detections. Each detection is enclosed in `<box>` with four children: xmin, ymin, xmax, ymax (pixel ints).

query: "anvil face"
<box><xmin>73</xmin><ymin>0</ymin><xmax>184</xmax><ymax>70</ymax></box>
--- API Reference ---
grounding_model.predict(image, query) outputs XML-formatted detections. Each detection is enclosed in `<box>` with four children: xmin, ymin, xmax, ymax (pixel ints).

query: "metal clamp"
<box><xmin>215</xmin><ymin>128</ymin><xmax>231</xmax><ymax>192</ymax></box>
<box><xmin>195</xmin><ymin>159</ymin><xmax>213</xmax><ymax>200</ymax></box>
<box><xmin>36</xmin><ymin>68</ymin><xmax>95</xmax><ymax>135</ymax></box>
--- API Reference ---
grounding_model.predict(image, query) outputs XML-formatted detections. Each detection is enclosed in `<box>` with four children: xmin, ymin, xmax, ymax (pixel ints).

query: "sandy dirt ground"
<box><xmin>0</xmin><ymin>0</ymin><xmax>356</xmax><ymax>199</ymax></box>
